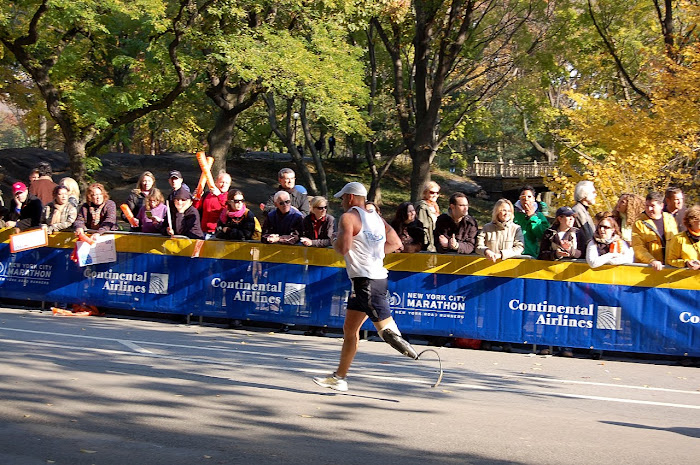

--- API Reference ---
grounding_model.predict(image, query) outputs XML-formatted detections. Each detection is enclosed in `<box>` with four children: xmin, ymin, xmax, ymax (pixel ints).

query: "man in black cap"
<box><xmin>163</xmin><ymin>188</ymin><xmax>203</xmax><ymax>239</ymax></box>
<box><xmin>167</xmin><ymin>170</ymin><xmax>190</xmax><ymax>221</ymax></box>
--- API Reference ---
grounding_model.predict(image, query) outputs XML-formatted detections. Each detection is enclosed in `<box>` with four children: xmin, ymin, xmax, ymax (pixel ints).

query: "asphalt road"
<box><xmin>0</xmin><ymin>306</ymin><xmax>698</xmax><ymax>465</ymax></box>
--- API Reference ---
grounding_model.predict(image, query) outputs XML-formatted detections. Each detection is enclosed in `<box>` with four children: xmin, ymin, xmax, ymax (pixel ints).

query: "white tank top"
<box><xmin>345</xmin><ymin>206</ymin><xmax>388</xmax><ymax>279</ymax></box>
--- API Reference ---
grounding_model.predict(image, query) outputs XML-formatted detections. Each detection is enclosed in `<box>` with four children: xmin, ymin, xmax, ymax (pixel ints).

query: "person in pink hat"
<box><xmin>3</xmin><ymin>182</ymin><xmax>43</xmax><ymax>232</ymax></box>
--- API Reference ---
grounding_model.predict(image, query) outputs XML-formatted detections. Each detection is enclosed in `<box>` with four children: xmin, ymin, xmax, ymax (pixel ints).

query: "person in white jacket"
<box><xmin>586</xmin><ymin>213</ymin><xmax>635</xmax><ymax>268</ymax></box>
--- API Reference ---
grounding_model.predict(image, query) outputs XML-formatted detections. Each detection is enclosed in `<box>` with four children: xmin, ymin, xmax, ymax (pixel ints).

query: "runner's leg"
<box><xmin>336</xmin><ymin>309</ymin><xmax>368</xmax><ymax>378</ymax></box>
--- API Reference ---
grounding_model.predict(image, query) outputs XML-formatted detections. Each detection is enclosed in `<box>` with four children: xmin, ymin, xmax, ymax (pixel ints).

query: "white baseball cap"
<box><xmin>334</xmin><ymin>182</ymin><xmax>368</xmax><ymax>198</ymax></box>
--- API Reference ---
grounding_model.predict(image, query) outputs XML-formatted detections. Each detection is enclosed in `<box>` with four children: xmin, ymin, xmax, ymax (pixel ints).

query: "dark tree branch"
<box><xmin>588</xmin><ymin>0</ymin><xmax>651</xmax><ymax>102</ymax></box>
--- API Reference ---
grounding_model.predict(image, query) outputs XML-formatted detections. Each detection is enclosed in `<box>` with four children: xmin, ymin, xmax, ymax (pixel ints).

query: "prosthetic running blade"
<box><xmin>382</xmin><ymin>328</ymin><xmax>444</xmax><ymax>388</ymax></box>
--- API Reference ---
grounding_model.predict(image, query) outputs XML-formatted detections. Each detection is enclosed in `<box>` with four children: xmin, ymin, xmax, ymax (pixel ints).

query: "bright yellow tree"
<box><xmin>547</xmin><ymin>0</ymin><xmax>700</xmax><ymax>212</ymax></box>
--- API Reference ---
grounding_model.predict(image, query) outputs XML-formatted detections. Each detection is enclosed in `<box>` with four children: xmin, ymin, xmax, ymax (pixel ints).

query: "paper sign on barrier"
<box><xmin>76</xmin><ymin>235</ymin><xmax>117</xmax><ymax>266</ymax></box>
<box><xmin>9</xmin><ymin>228</ymin><xmax>48</xmax><ymax>253</ymax></box>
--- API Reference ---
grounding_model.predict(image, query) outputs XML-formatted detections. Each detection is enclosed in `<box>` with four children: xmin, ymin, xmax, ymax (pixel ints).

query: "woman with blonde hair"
<box><xmin>59</xmin><ymin>177</ymin><xmax>81</xmax><ymax>208</ymax></box>
<box><xmin>300</xmin><ymin>196</ymin><xmax>335</xmax><ymax>248</ymax></box>
<box><xmin>415</xmin><ymin>181</ymin><xmax>441</xmax><ymax>252</ymax></box>
<box><xmin>476</xmin><ymin>199</ymin><xmax>525</xmax><ymax>262</ymax></box>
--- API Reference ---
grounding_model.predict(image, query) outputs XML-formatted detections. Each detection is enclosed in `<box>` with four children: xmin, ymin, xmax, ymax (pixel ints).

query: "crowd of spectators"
<box><xmin>1</xmin><ymin>161</ymin><xmax>698</xmax><ymax>353</ymax></box>
<box><xmin>1</xmin><ymin>163</ymin><xmax>697</xmax><ymax>272</ymax></box>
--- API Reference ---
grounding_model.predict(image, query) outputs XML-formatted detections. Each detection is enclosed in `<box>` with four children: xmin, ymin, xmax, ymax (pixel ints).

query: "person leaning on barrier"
<box><xmin>28</xmin><ymin>161</ymin><xmax>57</xmax><ymax>205</ymax></box>
<box><xmin>300</xmin><ymin>196</ymin><xmax>334</xmax><ymax>248</ymax></box>
<box><xmin>632</xmin><ymin>191</ymin><xmax>678</xmax><ymax>271</ymax></box>
<box><xmin>390</xmin><ymin>201</ymin><xmax>425</xmax><ymax>253</ymax></box>
<box><xmin>513</xmin><ymin>185</ymin><xmax>549</xmax><ymax>257</ymax></box>
<box><xmin>74</xmin><ymin>183</ymin><xmax>118</xmax><ymax>238</ymax></box>
<box><xmin>586</xmin><ymin>212</ymin><xmax>634</xmax><ymax>268</ymax></box>
<box><xmin>664</xmin><ymin>187</ymin><xmax>687</xmax><ymax>233</ymax></box>
<box><xmin>162</xmin><ymin>188</ymin><xmax>204</xmax><ymax>239</ymax></box>
<box><xmin>215</xmin><ymin>190</ymin><xmax>257</xmax><ymax>241</ymax></box>
<box><xmin>41</xmin><ymin>185</ymin><xmax>77</xmax><ymax>234</ymax></box>
<box><xmin>612</xmin><ymin>193</ymin><xmax>645</xmax><ymax>246</ymax></box>
<box><xmin>476</xmin><ymin>199</ymin><xmax>524</xmax><ymax>262</ymax></box>
<box><xmin>667</xmin><ymin>205</ymin><xmax>700</xmax><ymax>270</ymax></box>
<box><xmin>262</xmin><ymin>190</ymin><xmax>303</xmax><ymax>244</ymax></box>
<box><xmin>3</xmin><ymin>182</ymin><xmax>42</xmax><ymax>232</ymax></box>
<box><xmin>415</xmin><ymin>181</ymin><xmax>441</xmax><ymax>252</ymax></box>
<box><xmin>263</xmin><ymin>168</ymin><xmax>310</xmax><ymax>216</ymax></box>
<box><xmin>538</xmin><ymin>206</ymin><xmax>585</xmax><ymax>261</ymax></box>
<box><xmin>571</xmin><ymin>180</ymin><xmax>597</xmax><ymax>251</ymax></box>
<box><xmin>134</xmin><ymin>188</ymin><xmax>167</xmax><ymax>234</ymax></box>
<box><xmin>123</xmin><ymin>171</ymin><xmax>156</xmax><ymax>224</ymax></box>
<box><xmin>434</xmin><ymin>192</ymin><xmax>478</xmax><ymax>254</ymax></box>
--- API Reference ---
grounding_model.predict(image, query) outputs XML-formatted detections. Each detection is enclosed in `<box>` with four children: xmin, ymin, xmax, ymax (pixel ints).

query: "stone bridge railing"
<box><xmin>466</xmin><ymin>157</ymin><xmax>556</xmax><ymax>178</ymax></box>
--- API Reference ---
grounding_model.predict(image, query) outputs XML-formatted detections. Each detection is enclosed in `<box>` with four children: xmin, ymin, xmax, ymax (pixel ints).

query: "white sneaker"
<box><xmin>312</xmin><ymin>373</ymin><xmax>348</xmax><ymax>392</ymax></box>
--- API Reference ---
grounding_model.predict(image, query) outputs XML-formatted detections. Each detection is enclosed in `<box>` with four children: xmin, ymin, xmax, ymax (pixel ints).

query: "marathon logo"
<box><xmin>0</xmin><ymin>261</ymin><xmax>53</xmax><ymax>285</ymax></box>
<box><xmin>391</xmin><ymin>292</ymin><xmax>466</xmax><ymax>319</ymax></box>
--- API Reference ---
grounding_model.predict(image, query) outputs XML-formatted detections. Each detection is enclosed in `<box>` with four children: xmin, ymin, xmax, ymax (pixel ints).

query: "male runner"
<box><xmin>313</xmin><ymin>182</ymin><xmax>418</xmax><ymax>392</ymax></box>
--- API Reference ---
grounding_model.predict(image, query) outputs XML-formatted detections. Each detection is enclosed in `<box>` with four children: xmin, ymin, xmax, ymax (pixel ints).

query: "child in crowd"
<box><xmin>135</xmin><ymin>188</ymin><xmax>167</xmax><ymax>234</ymax></box>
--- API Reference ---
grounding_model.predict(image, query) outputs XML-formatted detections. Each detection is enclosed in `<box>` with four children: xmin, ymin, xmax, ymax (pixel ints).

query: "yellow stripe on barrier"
<box><xmin>2</xmin><ymin>229</ymin><xmax>698</xmax><ymax>291</ymax></box>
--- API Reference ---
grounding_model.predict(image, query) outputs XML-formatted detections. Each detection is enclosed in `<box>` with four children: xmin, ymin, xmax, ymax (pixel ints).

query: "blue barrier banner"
<box><xmin>0</xmin><ymin>231</ymin><xmax>698</xmax><ymax>356</ymax></box>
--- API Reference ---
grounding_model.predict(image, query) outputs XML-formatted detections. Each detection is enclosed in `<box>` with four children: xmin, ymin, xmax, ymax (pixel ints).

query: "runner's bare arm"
<box><xmin>334</xmin><ymin>210</ymin><xmax>360</xmax><ymax>255</ymax></box>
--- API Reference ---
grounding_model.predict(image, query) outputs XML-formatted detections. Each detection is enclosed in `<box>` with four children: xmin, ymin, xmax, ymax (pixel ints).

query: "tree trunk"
<box><xmin>410</xmin><ymin>146</ymin><xmax>434</xmax><ymax>202</ymax></box>
<box><xmin>64</xmin><ymin>139</ymin><xmax>88</xmax><ymax>196</ymax></box>
<box><xmin>207</xmin><ymin>109</ymin><xmax>239</xmax><ymax>176</ymax></box>
<box><xmin>300</xmin><ymin>100</ymin><xmax>327</xmax><ymax>197</ymax></box>
<box><xmin>38</xmin><ymin>115</ymin><xmax>47</xmax><ymax>149</ymax></box>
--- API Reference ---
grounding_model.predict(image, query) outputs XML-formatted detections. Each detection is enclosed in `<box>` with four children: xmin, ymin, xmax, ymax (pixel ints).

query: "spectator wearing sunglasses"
<box><xmin>415</xmin><ymin>181</ymin><xmax>441</xmax><ymax>252</ymax></box>
<box><xmin>300</xmin><ymin>196</ymin><xmax>335</xmax><ymax>248</ymax></box>
<box><xmin>586</xmin><ymin>213</ymin><xmax>634</xmax><ymax>268</ymax></box>
<box><xmin>261</xmin><ymin>190</ymin><xmax>303</xmax><ymax>244</ymax></box>
<box><xmin>216</xmin><ymin>190</ymin><xmax>257</xmax><ymax>241</ymax></box>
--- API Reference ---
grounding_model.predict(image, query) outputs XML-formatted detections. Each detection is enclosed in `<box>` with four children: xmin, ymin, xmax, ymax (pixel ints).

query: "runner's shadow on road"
<box><xmin>600</xmin><ymin>421</ymin><xmax>700</xmax><ymax>439</ymax></box>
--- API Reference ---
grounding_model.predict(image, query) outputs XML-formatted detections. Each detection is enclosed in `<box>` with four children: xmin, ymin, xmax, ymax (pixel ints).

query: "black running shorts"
<box><xmin>347</xmin><ymin>277</ymin><xmax>391</xmax><ymax>322</ymax></box>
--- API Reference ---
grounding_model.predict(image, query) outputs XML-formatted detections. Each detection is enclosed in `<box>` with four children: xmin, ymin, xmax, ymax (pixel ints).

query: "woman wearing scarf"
<box><xmin>476</xmin><ymin>199</ymin><xmax>525</xmax><ymax>262</ymax></box>
<box><xmin>415</xmin><ymin>181</ymin><xmax>441</xmax><ymax>252</ymax></box>
<box><xmin>215</xmin><ymin>190</ymin><xmax>256</xmax><ymax>240</ymax></box>
<box><xmin>74</xmin><ymin>183</ymin><xmax>118</xmax><ymax>238</ymax></box>
<box><xmin>300</xmin><ymin>196</ymin><xmax>335</xmax><ymax>248</ymax></box>
<box><xmin>667</xmin><ymin>205</ymin><xmax>700</xmax><ymax>269</ymax></box>
<box><xmin>41</xmin><ymin>185</ymin><xmax>78</xmax><ymax>233</ymax></box>
<box><xmin>585</xmin><ymin>212</ymin><xmax>634</xmax><ymax>268</ymax></box>
<box><xmin>390</xmin><ymin>201</ymin><xmax>425</xmax><ymax>253</ymax></box>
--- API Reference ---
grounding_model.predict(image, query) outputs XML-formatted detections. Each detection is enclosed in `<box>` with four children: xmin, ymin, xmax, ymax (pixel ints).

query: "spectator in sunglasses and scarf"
<box><xmin>300</xmin><ymin>196</ymin><xmax>335</xmax><ymax>248</ymax></box>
